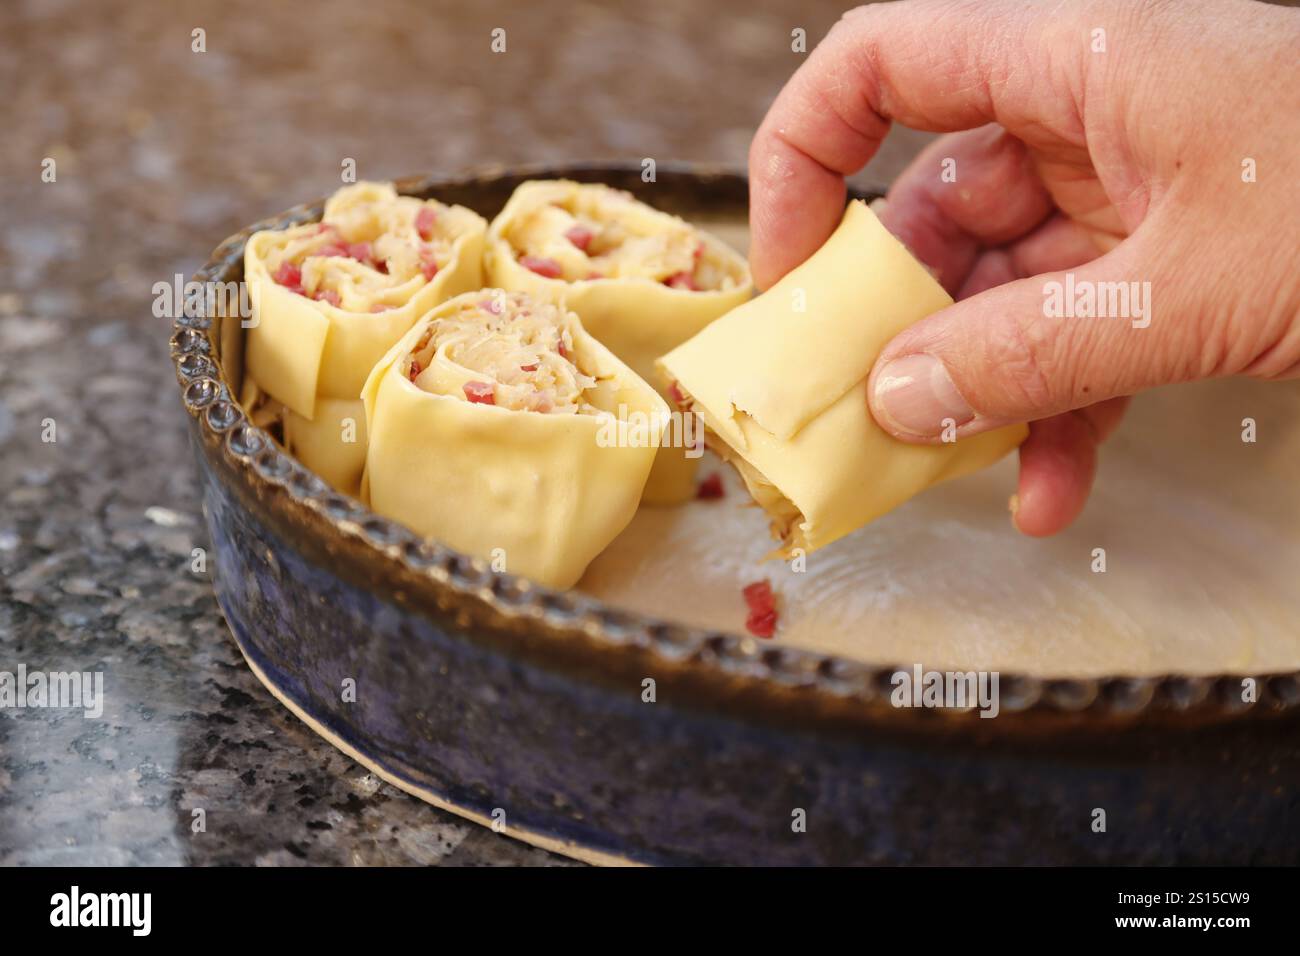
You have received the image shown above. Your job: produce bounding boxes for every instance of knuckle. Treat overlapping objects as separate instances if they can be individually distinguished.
[980,311,1068,416]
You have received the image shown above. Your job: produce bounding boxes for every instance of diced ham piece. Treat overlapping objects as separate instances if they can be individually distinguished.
[564,224,594,252]
[520,255,564,279]
[742,580,778,638]
[463,381,496,405]
[313,289,341,307]
[370,304,391,313]
[743,580,772,607]
[420,251,439,281]
[272,261,304,294]
[415,206,437,241]
[746,608,778,639]
[665,271,699,291]
[557,338,569,359]
[315,240,382,271]
[667,381,687,406]
[408,359,422,382]
[696,473,725,500]
[479,296,503,314]
[520,363,539,372]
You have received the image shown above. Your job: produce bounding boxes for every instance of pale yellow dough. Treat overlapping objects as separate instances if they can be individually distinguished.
[236,379,368,497]
[242,182,486,494]
[238,375,283,431]
[485,180,753,503]
[282,399,368,498]
[361,290,669,589]
[658,200,1028,556]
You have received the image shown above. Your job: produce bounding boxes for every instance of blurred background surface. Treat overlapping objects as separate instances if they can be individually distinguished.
[0,0,931,324]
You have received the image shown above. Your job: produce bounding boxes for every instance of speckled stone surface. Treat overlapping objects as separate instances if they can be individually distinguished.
[0,0,931,865]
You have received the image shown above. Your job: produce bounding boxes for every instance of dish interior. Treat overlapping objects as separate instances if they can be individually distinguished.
[225,194,1300,680]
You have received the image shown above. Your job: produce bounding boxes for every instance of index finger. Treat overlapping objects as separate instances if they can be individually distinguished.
[747,0,1089,289]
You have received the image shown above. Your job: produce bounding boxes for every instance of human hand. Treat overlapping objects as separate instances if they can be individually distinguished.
[748,0,1300,535]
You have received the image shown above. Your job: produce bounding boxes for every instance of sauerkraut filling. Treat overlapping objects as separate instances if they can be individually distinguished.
[264,187,479,312]
[667,380,806,551]
[503,185,743,291]
[406,292,610,415]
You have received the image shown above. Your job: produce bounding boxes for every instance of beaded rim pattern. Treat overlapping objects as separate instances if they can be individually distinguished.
[170,162,1300,723]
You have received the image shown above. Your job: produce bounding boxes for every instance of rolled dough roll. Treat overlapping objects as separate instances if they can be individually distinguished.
[485,180,752,503]
[658,200,1028,557]
[362,290,668,588]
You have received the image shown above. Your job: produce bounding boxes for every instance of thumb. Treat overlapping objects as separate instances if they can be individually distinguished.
[867,241,1193,440]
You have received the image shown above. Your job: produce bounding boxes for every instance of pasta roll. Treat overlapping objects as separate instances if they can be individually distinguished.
[658,200,1028,557]
[242,182,486,494]
[362,290,668,588]
[485,180,752,503]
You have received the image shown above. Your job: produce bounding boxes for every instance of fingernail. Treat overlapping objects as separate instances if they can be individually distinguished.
[873,353,974,437]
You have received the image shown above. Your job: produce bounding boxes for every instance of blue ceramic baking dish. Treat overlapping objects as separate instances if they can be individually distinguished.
[172,163,1300,865]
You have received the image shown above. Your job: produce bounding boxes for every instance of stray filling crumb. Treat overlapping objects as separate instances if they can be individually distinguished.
[406,293,607,415]
[695,473,725,500]
[266,194,476,310]
[742,580,779,638]
[505,187,741,291]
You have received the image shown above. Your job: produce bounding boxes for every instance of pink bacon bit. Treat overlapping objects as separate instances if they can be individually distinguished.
[408,359,422,382]
[313,289,341,307]
[667,381,688,407]
[370,304,392,313]
[520,362,539,372]
[665,271,699,292]
[312,239,385,271]
[696,473,725,500]
[463,381,496,405]
[519,255,563,279]
[420,249,440,281]
[564,224,594,252]
[415,206,438,241]
[479,296,503,314]
[272,261,304,294]
[742,580,778,638]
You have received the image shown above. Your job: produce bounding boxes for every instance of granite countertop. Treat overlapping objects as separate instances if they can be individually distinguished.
[0,0,929,865]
